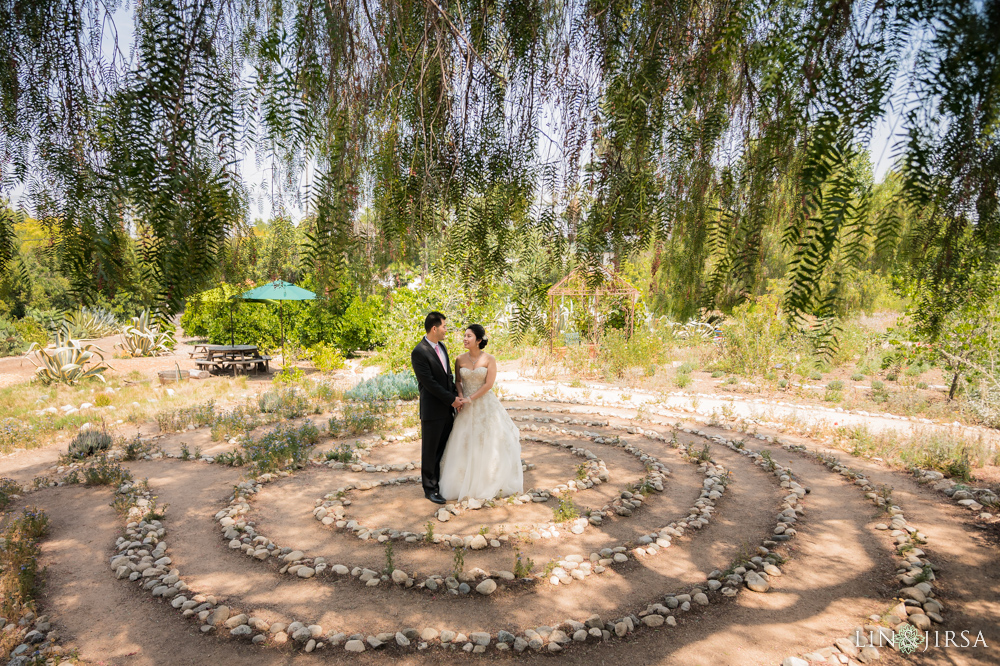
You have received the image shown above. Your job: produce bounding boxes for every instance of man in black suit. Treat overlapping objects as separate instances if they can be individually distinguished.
[411,311,466,504]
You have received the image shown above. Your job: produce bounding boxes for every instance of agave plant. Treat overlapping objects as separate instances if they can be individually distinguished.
[63,306,120,339]
[25,332,112,385]
[115,310,175,358]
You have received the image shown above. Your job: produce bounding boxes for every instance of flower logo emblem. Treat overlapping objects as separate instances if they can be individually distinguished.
[895,624,925,655]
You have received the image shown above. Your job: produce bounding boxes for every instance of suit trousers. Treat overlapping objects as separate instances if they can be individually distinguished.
[420,416,454,494]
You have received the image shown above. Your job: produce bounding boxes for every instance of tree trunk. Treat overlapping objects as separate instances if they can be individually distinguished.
[949,371,961,400]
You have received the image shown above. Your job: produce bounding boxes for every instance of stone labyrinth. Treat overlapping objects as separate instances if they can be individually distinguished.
[7,392,993,665]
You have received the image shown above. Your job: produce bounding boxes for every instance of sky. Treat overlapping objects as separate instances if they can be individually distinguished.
[7,6,908,225]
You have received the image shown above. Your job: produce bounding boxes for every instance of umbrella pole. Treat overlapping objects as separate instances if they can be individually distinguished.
[280,301,285,372]
[230,302,234,347]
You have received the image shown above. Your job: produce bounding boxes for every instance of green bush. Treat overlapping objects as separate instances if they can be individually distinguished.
[850,372,864,381]
[0,477,22,511]
[241,422,321,474]
[0,418,35,453]
[329,403,389,435]
[674,372,692,388]
[826,380,844,391]
[309,342,346,371]
[720,295,789,378]
[156,401,216,432]
[258,386,314,418]
[711,370,724,378]
[67,429,113,459]
[345,372,419,402]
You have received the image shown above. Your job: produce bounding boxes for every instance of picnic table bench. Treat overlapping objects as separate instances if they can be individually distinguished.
[191,344,271,376]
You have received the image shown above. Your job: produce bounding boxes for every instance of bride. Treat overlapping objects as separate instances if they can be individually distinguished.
[438,324,523,501]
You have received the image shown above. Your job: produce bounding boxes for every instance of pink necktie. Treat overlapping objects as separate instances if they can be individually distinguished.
[435,344,447,372]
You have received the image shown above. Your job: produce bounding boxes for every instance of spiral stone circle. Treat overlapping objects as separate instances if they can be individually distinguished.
[2,387,994,665]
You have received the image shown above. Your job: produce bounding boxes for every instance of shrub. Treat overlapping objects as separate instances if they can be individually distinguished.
[678,361,698,374]
[241,422,321,474]
[0,478,22,511]
[329,403,389,435]
[67,429,113,459]
[0,418,35,453]
[210,401,262,440]
[94,393,113,407]
[553,492,580,522]
[13,317,48,350]
[826,380,844,391]
[324,442,355,463]
[711,370,724,378]
[720,295,789,378]
[121,435,154,461]
[850,373,864,381]
[258,386,314,418]
[0,507,49,620]
[156,401,216,432]
[82,456,133,486]
[674,372,692,389]
[809,371,823,381]
[345,372,419,402]
[310,342,346,371]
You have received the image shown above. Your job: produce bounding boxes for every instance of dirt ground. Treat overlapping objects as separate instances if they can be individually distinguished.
[2,369,998,664]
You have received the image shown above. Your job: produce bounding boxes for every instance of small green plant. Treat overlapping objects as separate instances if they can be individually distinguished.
[324,443,355,463]
[569,378,584,388]
[542,559,558,577]
[876,484,894,511]
[328,403,389,435]
[870,380,889,403]
[0,477,22,511]
[453,546,466,577]
[424,521,435,543]
[913,564,933,584]
[383,540,395,575]
[809,370,823,381]
[916,381,928,389]
[698,443,711,462]
[67,429,113,460]
[827,380,844,391]
[156,400,216,432]
[309,342,346,371]
[552,491,579,523]
[179,443,191,460]
[122,435,153,461]
[575,463,589,481]
[674,372,692,388]
[850,373,864,381]
[513,548,535,578]
[94,393,113,407]
[478,525,489,536]
[258,386,313,418]
[824,389,842,402]
[760,450,776,471]
[82,456,133,486]
[345,371,419,402]
[777,378,788,389]
[711,370,724,378]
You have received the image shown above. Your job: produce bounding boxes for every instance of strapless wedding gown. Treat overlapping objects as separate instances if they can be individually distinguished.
[439,367,523,501]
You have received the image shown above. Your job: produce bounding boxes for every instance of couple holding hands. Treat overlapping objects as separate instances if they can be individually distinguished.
[410,312,523,505]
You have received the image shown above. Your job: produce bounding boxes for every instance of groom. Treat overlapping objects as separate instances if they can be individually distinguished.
[411,312,466,505]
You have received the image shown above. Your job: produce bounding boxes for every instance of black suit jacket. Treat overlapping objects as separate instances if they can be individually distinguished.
[411,337,458,421]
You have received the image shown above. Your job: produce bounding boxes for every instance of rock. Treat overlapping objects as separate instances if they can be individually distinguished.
[345,639,365,652]
[209,605,230,626]
[642,615,664,627]
[230,625,253,637]
[440,630,457,643]
[693,592,709,606]
[283,550,304,562]
[224,614,248,628]
[909,613,932,631]
[834,637,859,658]
[420,628,440,641]
[391,569,408,584]
[469,534,488,550]
[395,632,410,646]
[782,658,809,666]
[476,579,497,595]
[745,571,769,593]
[470,632,490,646]
[900,587,927,603]
[297,566,316,579]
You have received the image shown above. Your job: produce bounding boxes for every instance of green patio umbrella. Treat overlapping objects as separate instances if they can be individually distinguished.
[240,280,317,367]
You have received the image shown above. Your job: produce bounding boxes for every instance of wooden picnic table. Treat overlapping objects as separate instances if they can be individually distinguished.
[192,344,271,375]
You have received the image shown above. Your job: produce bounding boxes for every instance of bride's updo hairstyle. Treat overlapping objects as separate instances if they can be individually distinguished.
[467,324,488,350]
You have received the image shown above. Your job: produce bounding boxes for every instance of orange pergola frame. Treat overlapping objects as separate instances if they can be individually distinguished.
[547,266,641,350]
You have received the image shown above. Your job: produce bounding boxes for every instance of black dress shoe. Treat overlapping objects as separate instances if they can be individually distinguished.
[426,492,447,505]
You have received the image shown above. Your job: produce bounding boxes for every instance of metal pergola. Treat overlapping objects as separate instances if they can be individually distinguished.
[547,267,641,350]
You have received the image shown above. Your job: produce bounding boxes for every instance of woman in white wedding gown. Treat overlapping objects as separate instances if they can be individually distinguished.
[438,324,523,501]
